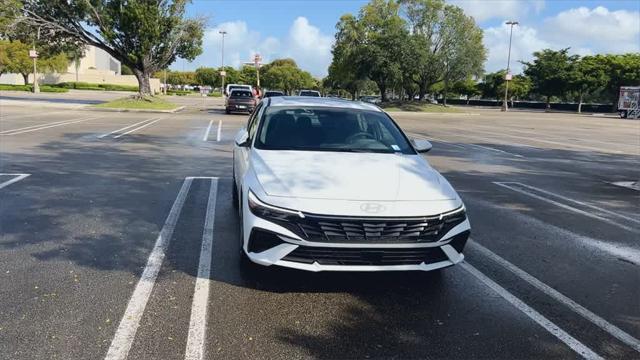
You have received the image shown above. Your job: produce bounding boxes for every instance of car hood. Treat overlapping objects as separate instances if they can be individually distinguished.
[251,150,458,201]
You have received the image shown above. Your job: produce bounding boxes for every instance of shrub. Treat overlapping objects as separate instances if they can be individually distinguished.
[167,90,189,96]
[207,91,222,97]
[40,86,69,93]
[0,84,31,91]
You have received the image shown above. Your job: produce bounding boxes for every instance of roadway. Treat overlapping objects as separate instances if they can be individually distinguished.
[0,97,638,359]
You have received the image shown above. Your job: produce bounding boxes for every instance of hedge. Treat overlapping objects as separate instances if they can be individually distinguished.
[167,90,190,96]
[0,84,68,93]
[442,98,615,113]
[55,82,139,92]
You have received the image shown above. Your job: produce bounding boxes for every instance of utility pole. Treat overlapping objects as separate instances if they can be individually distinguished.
[502,20,518,111]
[219,30,227,95]
[163,69,167,95]
[244,54,263,91]
[30,27,41,93]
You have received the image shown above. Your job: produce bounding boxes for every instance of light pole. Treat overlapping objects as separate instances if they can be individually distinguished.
[502,20,518,111]
[219,30,227,95]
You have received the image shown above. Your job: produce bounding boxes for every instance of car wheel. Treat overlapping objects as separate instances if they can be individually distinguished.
[225,108,230,114]
[620,110,628,119]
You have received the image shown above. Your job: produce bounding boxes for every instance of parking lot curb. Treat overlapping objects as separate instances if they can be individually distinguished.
[84,106,186,114]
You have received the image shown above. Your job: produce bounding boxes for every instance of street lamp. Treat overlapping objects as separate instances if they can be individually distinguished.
[219,30,227,95]
[502,20,518,112]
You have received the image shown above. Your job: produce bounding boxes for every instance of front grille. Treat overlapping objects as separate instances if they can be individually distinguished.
[273,208,466,244]
[282,246,450,266]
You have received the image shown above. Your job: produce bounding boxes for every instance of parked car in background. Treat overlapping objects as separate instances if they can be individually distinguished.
[232,96,470,272]
[298,90,321,97]
[263,90,285,98]
[226,89,256,114]
[359,95,381,104]
[225,84,253,97]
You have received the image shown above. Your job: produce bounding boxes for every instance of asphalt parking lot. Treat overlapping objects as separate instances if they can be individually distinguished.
[0,97,638,360]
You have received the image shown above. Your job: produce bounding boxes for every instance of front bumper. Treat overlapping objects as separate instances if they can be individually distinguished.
[242,199,471,272]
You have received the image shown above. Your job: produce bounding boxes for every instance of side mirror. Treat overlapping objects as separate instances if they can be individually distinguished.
[412,138,432,153]
[235,129,250,147]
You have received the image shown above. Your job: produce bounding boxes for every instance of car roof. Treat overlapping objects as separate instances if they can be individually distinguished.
[267,96,382,112]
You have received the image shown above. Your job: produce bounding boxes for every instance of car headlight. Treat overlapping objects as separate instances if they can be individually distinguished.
[247,190,305,221]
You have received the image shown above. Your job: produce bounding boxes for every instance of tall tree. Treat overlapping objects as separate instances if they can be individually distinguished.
[358,0,407,101]
[568,55,608,113]
[261,60,315,94]
[595,53,640,109]
[521,48,578,110]
[327,15,366,100]
[195,67,220,87]
[452,78,480,104]
[19,0,204,96]
[400,0,486,100]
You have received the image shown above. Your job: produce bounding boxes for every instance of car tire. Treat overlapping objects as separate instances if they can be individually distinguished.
[225,108,230,114]
[620,110,628,119]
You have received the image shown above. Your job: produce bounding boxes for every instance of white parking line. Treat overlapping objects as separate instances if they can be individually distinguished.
[0,173,30,190]
[216,120,222,142]
[0,110,64,121]
[203,120,213,141]
[185,177,218,360]
[501,182,640,224]
[1,116,100,135]
[468,129,622,154]
[471,241,640,353]
[461,262,603,360]
[464,143,524,158]
[105,178,193,360]
[0,119,75,134]
[113,118,161,139]
[408,133,466,149]
[98,118,156,139]
[494,182,639,233]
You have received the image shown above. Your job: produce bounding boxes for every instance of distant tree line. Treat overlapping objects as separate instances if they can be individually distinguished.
[155,58,319,94]
[470,51,640,111]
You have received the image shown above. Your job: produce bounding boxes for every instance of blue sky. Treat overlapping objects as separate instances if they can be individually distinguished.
[174,0,640,76]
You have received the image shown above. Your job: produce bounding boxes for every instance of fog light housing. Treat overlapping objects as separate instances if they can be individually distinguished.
[248,229,285,253]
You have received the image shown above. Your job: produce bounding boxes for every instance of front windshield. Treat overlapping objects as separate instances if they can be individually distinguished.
[254,107,415,154]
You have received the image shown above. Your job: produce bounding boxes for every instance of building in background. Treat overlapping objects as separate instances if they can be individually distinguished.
[68,45,121,76]
[0,45,160,92]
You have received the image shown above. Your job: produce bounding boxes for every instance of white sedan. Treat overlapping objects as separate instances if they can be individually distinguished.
[233,96,470,272]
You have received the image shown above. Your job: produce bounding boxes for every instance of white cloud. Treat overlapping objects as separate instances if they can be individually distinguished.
[178,17,333,77]
[483,23,550,73]
[450,0,545,23]
[200,21,281,69]
[541,6,640,53]
[482,5,640,74]
[283,17,334,77]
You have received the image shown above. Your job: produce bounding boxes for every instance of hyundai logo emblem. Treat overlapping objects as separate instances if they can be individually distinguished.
[360,203,387,213]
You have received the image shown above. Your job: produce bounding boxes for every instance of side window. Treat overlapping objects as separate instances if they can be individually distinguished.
[246,103,261,131]
[248,103,265,142]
